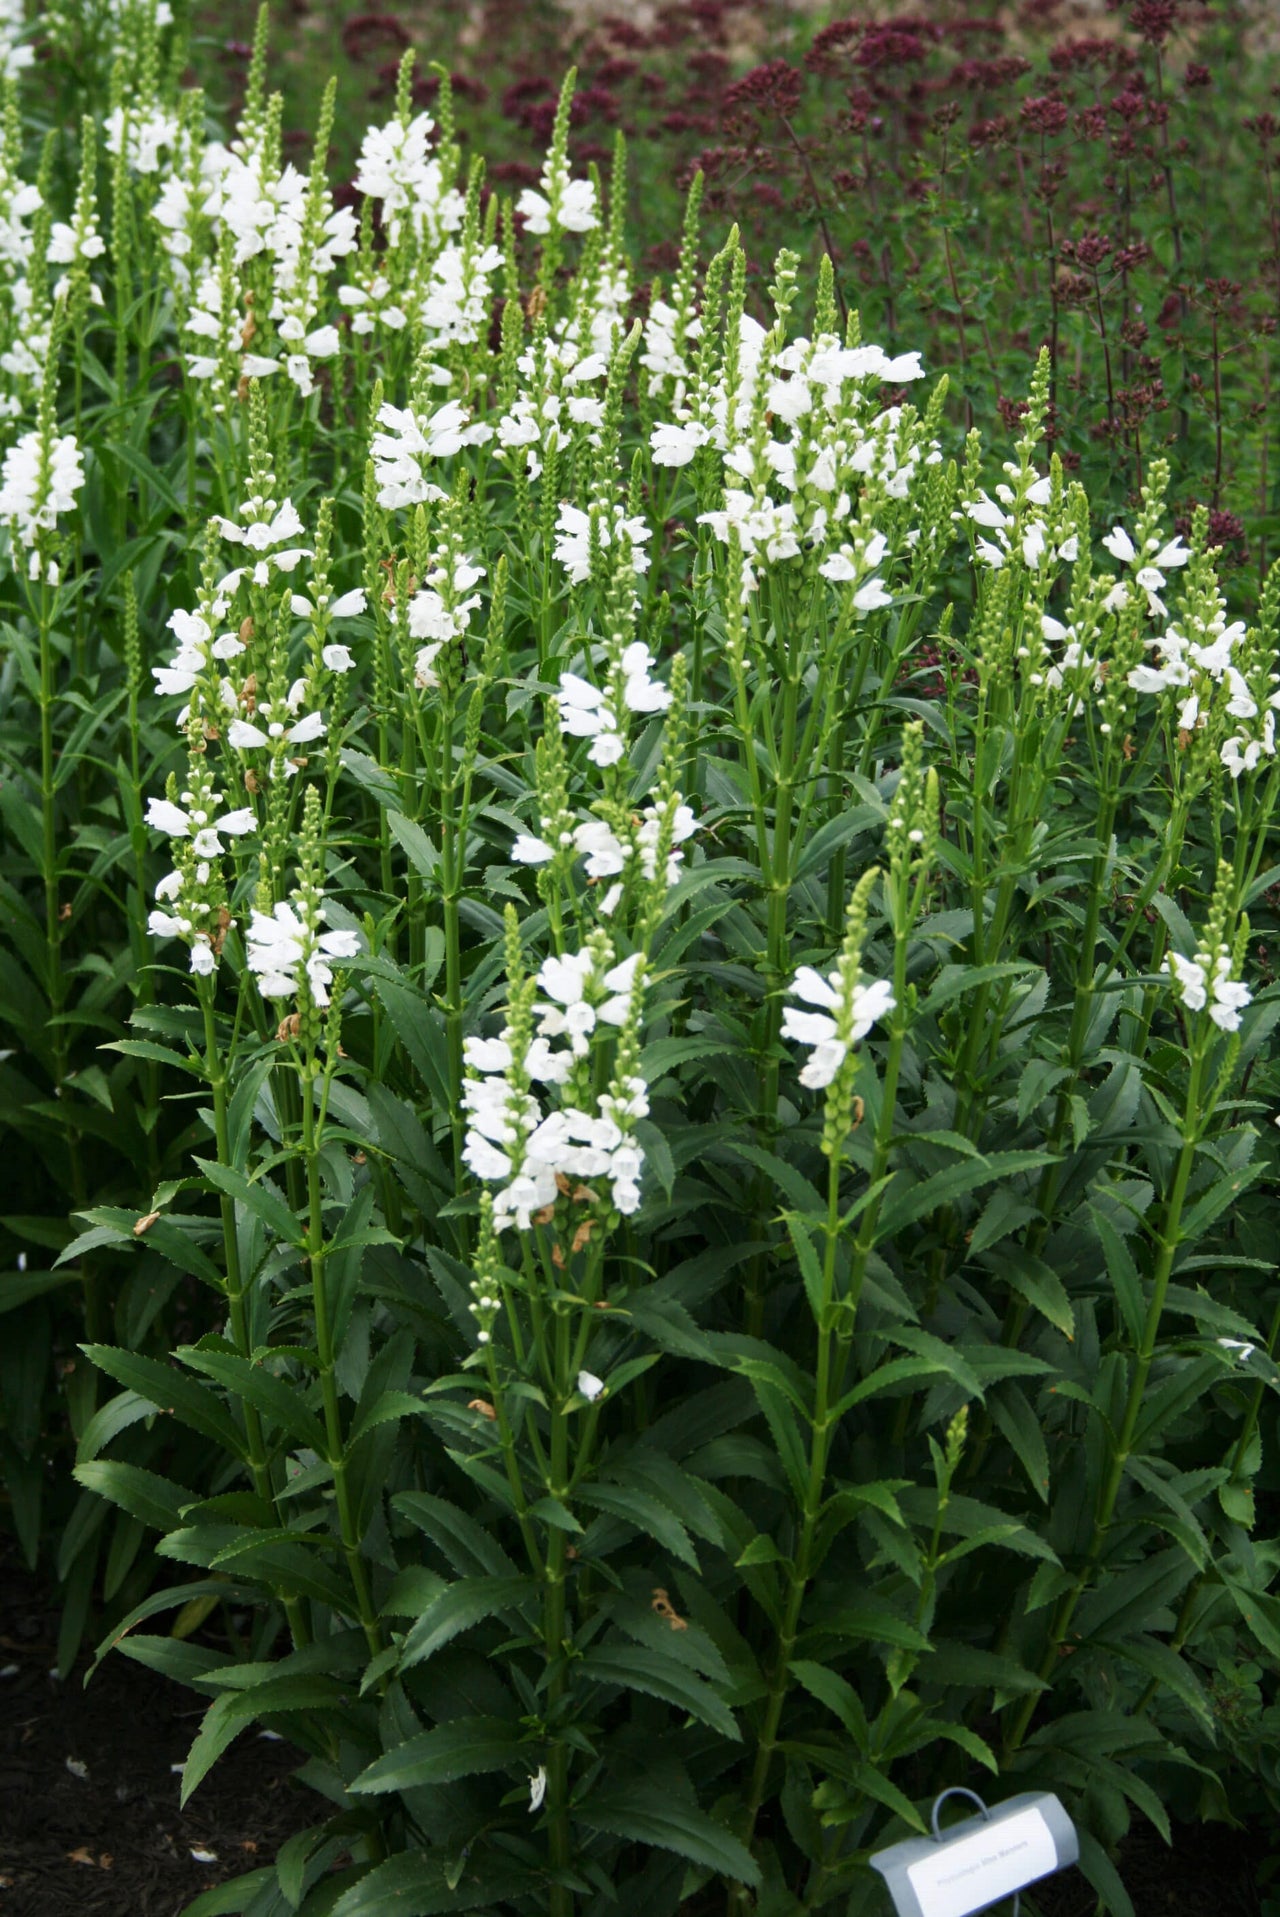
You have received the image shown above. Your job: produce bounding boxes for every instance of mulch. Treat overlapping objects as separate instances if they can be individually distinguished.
[0,1544,1271,1916]
[0,1547,319,1917]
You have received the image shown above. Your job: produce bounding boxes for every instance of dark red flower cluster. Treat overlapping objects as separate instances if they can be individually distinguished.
[721,60,803,131]
[341,13,409,63]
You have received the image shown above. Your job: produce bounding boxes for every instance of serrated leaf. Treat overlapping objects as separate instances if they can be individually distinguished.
[399,1576,536,1672]
[195,1158,304,1247]
[350,1715,518,1794]
[579,1784,761,1886]
[82,1346,247,1459]
[73,1460,193,1533]
[581,1642,740,1740]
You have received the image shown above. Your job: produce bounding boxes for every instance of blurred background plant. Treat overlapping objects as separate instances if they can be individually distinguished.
[191,0,1280,578]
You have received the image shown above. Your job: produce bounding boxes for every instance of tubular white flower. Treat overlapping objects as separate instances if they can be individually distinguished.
[553,503,651,585]
[1163,944,1251,1032]
[782,964,896,1091]
[145,793,256,856]
[371,400,492,510]
[246,901,361,1007]
[0,429,84,549]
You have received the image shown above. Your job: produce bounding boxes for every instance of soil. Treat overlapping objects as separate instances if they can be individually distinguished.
[0,1545,1272,1917]
[0,1547,320,1917]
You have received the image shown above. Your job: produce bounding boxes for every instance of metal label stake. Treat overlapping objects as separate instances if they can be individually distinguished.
[869,1787,1079,1917]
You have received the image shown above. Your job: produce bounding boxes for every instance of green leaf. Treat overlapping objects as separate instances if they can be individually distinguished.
[82,1346,248,1459]
[980,1248,1074,1340]
[328,1852,532,1916]
[180,1692,249,1804]
[181,1675,346,1805]
[73,1460,194,1533]
[1224,1579,1280,1662]
[114,1635,233,1693]
[195,1159,304,1247]
[581,1643,741,1740]
[1092,1203,1146,1348]
[579,1784,761,1887]
[387,809,439,880]
[392,1491,520,1578]
[789,1659,869,1751]
[578,1480,700,1568]
[1075,1828,1135,1917]
[875,1151,1057,1241]
[399,1577,536,1672]
[182,1868,278,1914]
[988,1382,1051,1502]
[350,1716,519,1794]
[178,1346,328,1455]
[0,1267,78,1314]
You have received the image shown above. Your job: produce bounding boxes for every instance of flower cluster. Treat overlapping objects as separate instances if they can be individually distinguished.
[783,963,896,1090]
[1163,946,1251,1033]
[556,641,670,767]
[659,310,935,598]
[145,719,250,979]
[351,108,462,251]
[246,898,360,1008]
[463,941,649,1232]
[513,798,697,917]
[0,426,84,569]
[371,399,492,510]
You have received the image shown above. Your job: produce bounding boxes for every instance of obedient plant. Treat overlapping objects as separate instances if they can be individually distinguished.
[4,8,1280,1915]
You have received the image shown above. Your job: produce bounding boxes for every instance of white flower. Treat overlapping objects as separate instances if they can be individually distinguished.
[518,171,597,237]
[1163,945,1250,1031]
[0,430,85,548]
[145,795,255,855]
[1103,526,1136,566]
[246,901,361,1007]
[354,112,463,247]
[529,1766,548,1813]
[1163,950,1208,1012]
[577,1369,605,1401]
[782,964,896,1091]
[553,502,651,584]
[371,400,492,509]
[650,419,710,468]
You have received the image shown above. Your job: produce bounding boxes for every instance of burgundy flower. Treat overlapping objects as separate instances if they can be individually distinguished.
[341,12,410,63]
[1130,0,1178,49]
[805,18,864,77]
[722,60,804,130]
[597,18,648,51]
[969,114,1012,149]
[1156,291,1183,331]
[1050,36,1121,73]
[856,24,930,72]
[1175,505,1248,564]
[1021,95,1070,135]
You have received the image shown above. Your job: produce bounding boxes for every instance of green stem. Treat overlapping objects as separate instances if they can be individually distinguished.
[1004,1042,1208,1756]
[732,906,912,1902]
[301,1061,383,1660]
[198,982,310,1649]
[544,1299,574,1917]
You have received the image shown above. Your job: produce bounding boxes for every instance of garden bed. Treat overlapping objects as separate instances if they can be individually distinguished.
[0,1549,319,1917]
[0,1552,1269,1917]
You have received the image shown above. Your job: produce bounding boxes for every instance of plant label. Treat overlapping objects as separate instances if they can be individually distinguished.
[870,1792,1078,1917]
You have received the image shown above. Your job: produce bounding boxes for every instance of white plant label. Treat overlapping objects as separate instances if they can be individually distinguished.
[905,1807,1057,1917]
